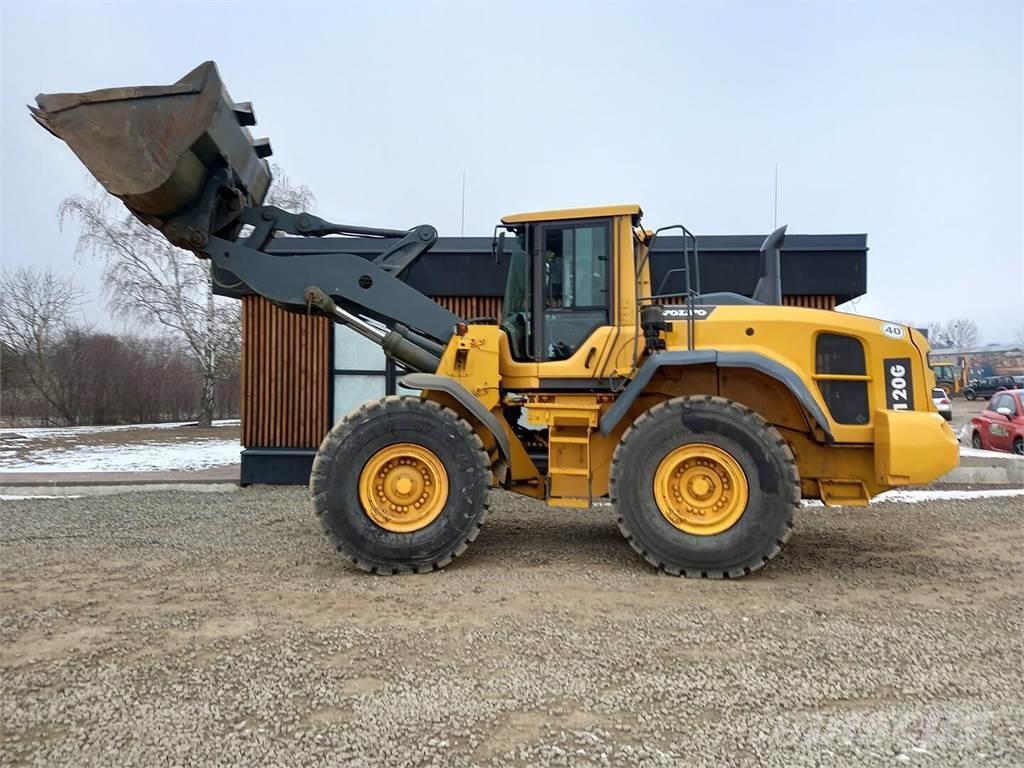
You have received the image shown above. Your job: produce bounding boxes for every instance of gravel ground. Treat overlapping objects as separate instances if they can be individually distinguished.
[1,488,1022,767]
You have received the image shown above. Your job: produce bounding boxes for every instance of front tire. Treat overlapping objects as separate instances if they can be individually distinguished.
[972,431,984,450]
[610,396,799,578]
[965,389,977,401]
[310,397,490,574]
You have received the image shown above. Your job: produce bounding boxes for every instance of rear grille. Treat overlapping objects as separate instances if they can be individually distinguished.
[816,334,869,425]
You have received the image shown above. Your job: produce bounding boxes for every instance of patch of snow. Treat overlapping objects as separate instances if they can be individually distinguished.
[0,439,240,473]
[802,488,1024,506]
[0,419,239,439]
[0,495,84,500]
[959,446,1024,460]
[878,488,1024,503]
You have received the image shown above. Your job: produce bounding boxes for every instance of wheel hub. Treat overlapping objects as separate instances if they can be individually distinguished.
[358,444,449,532]
[654,443,749,535]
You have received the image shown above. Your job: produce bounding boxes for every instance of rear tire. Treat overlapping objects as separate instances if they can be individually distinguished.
[310,397,490,574]
[610,396,799,578]
[1014,438,1023,456]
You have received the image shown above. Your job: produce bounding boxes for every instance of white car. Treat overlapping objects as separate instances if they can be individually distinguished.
[932,387,952,421]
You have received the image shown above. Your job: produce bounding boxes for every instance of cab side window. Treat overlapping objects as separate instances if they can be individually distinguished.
[541,221,610,360]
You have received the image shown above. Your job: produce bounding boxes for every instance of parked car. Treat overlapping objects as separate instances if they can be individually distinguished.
[931,387,952,421]
[963,376,1017,401]
[969,390,1024,455]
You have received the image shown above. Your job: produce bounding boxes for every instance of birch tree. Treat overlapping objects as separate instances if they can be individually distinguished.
[59,165,316,426]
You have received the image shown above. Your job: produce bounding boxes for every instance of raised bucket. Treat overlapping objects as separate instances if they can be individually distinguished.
[31,61,272,228]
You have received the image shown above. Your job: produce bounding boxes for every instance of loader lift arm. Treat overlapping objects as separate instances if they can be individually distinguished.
[157,164,460,351]
[198,193,461,349]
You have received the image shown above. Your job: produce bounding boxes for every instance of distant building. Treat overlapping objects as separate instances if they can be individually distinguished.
[929,344,1024,380]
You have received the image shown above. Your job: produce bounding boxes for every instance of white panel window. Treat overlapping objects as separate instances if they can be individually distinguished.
[333,323,386,370]
[333,375,386,422]
[332,324,388,423]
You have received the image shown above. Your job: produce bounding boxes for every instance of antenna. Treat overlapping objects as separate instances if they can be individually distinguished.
[460,171,466,236]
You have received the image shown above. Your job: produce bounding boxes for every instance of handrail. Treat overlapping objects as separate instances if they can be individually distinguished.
[635,224,701,352]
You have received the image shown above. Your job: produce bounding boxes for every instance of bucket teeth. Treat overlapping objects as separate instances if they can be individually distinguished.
[253,137,273,159]
[232,101,256,126]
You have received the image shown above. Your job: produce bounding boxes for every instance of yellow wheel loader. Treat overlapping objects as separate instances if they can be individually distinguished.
[31,62,960,577]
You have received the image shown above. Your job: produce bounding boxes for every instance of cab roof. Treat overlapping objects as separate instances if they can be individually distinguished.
[501,203,642,225]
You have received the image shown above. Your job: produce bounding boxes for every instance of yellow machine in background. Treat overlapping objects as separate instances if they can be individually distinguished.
[930,358,966,396]
[32,64,960,579]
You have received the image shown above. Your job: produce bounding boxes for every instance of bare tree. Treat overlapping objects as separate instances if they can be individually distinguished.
[923,321,945,345]
[263,165,316,214]
[0,267,87,425]
[59,164,316,426]
[929,318,982,350]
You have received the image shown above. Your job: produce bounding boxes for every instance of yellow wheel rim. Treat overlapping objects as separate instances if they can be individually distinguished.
[653,443,749,535]
[358,443,449,533]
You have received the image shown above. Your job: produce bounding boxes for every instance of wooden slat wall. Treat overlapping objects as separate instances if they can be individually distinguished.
[430,296,831,317]
[432,295,503,320]
[240,292,837,449]
[783,295,837,310]
[241,296,330,448]
[662,294,837,311]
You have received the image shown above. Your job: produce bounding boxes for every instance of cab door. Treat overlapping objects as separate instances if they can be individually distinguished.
[531,218,614,376]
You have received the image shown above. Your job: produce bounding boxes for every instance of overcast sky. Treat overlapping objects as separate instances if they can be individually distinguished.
[1,0,1021,341]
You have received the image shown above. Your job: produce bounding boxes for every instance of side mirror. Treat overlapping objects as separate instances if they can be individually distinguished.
[996,406,1013,418]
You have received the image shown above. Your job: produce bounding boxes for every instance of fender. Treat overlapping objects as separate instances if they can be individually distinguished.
[599,350,835,442]
[399,373,511,462]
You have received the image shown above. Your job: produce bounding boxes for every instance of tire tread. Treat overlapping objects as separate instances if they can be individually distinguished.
[609,395,799,578]
[309,396,490,575]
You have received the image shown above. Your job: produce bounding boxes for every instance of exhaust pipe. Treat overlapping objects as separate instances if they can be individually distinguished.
[30,61,271,241]
[752,225,787,305]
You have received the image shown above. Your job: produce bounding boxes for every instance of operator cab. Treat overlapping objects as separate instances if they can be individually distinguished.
[494,205,641,363]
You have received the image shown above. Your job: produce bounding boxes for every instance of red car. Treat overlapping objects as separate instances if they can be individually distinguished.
[970,389,1024,455]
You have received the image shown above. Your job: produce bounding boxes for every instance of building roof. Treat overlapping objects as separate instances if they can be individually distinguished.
[930,344,1024,356]
[214,232,868,304]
